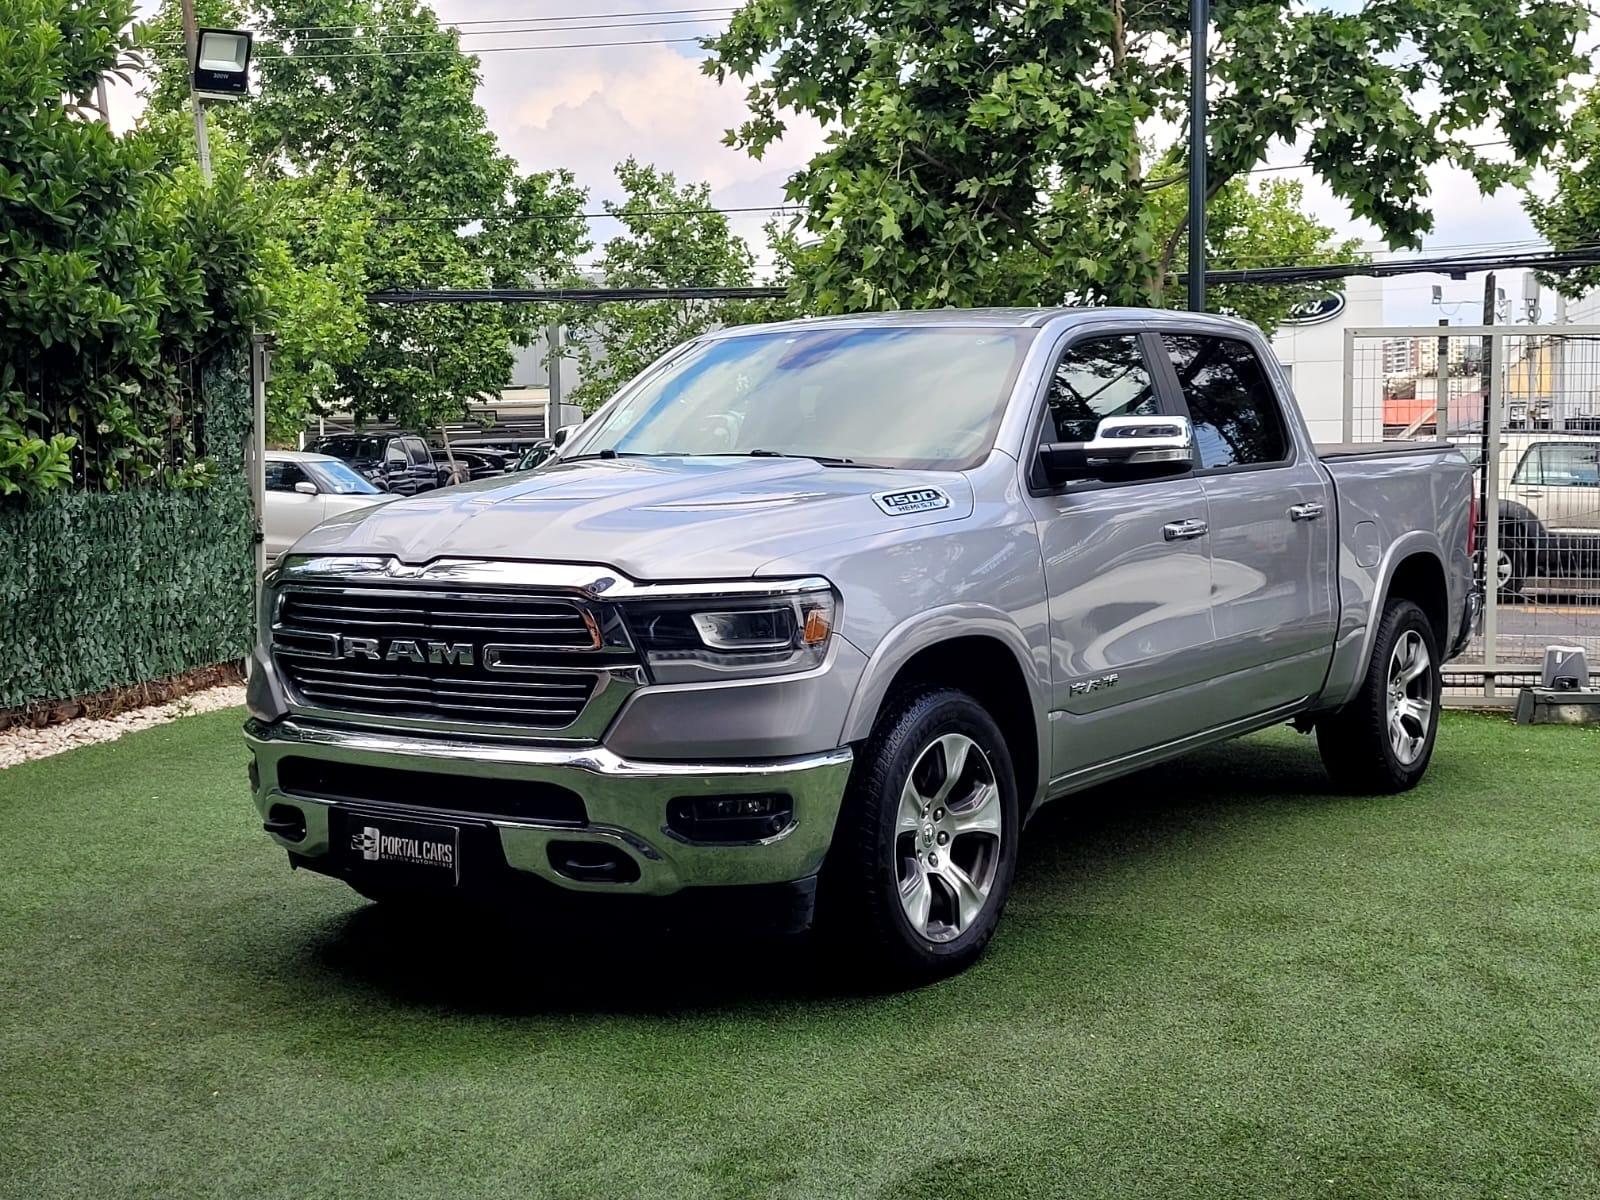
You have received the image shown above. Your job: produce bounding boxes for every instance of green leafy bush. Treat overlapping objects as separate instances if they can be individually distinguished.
[0,0,267,495]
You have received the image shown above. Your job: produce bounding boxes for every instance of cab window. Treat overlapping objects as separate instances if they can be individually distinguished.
[1161,335,1289,470]
[1513,442,1600,487]
[1041,335,1159,444]
[264,462,310,492]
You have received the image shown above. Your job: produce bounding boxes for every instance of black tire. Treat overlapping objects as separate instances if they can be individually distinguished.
[1316,598,1442,794]
[820,687,1020,983]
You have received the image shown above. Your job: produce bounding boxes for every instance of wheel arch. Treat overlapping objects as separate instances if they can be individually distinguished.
[1386,550,1450,654]
[1322,531,1453,710]
[841,609,1049,816]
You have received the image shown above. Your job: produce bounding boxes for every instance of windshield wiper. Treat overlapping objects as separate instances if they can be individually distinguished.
[737,449,857,466]
[560,449,666,462]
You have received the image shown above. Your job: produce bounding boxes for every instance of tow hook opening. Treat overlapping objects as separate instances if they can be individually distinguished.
[547,841,641,884]
[263,803,307,843]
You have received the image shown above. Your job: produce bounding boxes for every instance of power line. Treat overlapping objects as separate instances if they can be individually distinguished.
[222,6,738,35]
[370,285,786,304]
[367,246,1600,301]
[256,34,712,61]
[154,13,734,48]
[1185,245,1600,287]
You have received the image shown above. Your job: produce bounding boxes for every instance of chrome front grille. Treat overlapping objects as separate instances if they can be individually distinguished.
[271,583,627,732]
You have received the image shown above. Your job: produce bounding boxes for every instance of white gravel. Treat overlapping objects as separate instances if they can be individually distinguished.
[0,684,246,770]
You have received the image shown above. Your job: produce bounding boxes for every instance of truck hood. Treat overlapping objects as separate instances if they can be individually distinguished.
[289,455,974,579]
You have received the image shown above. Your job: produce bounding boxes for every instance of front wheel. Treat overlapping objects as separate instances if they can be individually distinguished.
[1316,598,1442,793]
[822,688,1020,983]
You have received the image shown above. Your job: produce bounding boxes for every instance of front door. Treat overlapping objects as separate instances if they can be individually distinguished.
[1023,332,1219,781]
[263,461,327,563]
[1156,333,1337,712]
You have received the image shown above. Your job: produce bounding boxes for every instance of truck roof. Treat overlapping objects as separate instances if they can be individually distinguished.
[702,305,1264,339]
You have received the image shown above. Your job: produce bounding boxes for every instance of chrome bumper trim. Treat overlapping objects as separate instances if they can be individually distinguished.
[244,719,853,896]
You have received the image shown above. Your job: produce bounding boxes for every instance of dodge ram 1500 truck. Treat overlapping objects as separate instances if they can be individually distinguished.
[245,308,1480,980]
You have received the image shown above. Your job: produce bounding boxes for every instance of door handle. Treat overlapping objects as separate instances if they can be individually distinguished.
[1289,502,1325,522]
[1163,518,1209,541]
[1520,490,1543,498]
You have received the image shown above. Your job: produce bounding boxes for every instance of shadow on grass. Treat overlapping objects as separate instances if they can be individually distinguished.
[284,729,1342,1017]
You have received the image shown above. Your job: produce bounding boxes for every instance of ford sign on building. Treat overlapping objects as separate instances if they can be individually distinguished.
[1269,277,1382,443]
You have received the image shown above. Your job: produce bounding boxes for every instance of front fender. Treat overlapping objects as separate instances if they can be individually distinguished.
[839,604,1051,811]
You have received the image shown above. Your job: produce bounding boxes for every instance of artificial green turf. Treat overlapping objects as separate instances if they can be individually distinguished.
[2,710,1598,1199]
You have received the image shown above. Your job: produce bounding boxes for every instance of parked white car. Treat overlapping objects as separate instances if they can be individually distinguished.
[264,451,396,564]
[1456,433,1600,594]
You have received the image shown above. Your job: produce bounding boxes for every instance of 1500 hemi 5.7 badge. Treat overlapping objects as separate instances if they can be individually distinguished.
[873,487,952,516]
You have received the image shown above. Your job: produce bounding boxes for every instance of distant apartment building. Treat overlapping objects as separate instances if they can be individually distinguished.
[1382,334,1467,379]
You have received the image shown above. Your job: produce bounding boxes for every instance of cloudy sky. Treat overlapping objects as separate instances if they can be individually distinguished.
[115,0,1568,322]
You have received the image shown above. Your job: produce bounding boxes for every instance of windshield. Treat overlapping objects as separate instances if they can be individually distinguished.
[317,436,382,461]
[566,326,1037,470]
[305,459,381,495]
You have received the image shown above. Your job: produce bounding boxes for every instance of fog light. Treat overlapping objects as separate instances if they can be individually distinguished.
[666,794,794,843]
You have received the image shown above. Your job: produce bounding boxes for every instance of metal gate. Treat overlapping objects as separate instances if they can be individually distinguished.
[1342,323,1600,703]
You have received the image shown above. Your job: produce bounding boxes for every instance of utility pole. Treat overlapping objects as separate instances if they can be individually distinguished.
[1434,318,1450,438]
[1477,273,1496,578]
[180,0,213,182]
[1186,0,1209,312]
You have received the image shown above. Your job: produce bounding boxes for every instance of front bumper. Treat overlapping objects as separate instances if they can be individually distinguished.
[244,718,853,898]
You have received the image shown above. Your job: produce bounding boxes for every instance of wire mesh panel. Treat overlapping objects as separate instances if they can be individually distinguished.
[1344,324,1600,701]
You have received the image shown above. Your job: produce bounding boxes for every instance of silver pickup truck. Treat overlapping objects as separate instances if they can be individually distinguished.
[245,308,1479,981]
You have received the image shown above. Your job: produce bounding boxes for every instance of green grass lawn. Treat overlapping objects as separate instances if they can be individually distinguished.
[3,710,1599,1199]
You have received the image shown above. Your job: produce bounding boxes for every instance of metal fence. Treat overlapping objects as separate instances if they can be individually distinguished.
[1343,324,1600,703]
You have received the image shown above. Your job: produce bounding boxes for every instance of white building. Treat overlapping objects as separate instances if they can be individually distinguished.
[1268,276,1384,443]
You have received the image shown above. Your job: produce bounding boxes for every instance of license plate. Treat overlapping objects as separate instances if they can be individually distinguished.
[342,812,460,885]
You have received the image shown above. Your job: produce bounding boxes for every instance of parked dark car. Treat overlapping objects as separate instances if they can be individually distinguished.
[432,446,515,486]
[311,434,438,496]
[511,440,556,471]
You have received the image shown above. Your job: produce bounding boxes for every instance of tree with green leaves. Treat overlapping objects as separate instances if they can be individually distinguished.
[566,160,795,411]
[1,0,268,496]
[1528,84,1600,296]
[708,0,1587,320]
[1149,175,1364,331]
[144,0,590,434]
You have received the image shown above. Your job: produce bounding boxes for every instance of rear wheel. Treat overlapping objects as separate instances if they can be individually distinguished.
[1316,598,1441,793]
[822,688,1019,983]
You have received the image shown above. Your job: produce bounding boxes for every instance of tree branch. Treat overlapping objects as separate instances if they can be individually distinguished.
[903,142,1055,260]
[1155,172,1230,292]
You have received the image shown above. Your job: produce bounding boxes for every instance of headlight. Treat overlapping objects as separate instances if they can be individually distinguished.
[623,583,836,682]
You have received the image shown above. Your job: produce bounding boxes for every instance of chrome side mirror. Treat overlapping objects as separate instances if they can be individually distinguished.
[292,480,318,495]
[1039,415,1194,485]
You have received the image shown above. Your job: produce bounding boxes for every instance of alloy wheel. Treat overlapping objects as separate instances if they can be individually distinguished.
[1386,629,1434,766]
[894,733,1004,943]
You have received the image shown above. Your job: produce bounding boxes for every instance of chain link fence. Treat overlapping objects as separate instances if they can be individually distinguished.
[1344,324,1600,702]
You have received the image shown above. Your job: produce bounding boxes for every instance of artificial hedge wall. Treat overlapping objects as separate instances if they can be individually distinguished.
[0,353,255,710]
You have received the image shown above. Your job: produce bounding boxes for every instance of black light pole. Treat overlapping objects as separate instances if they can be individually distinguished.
[1187,0,1208,312]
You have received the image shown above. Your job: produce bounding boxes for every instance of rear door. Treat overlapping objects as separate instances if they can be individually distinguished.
[381,439,414,494]
[1156,333,1337,713]
[1023,330,1219,779]
[405,437,437,490]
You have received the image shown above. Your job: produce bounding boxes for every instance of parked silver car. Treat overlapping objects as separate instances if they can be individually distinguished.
[262,451,395,564]
[246,309,1477,981]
